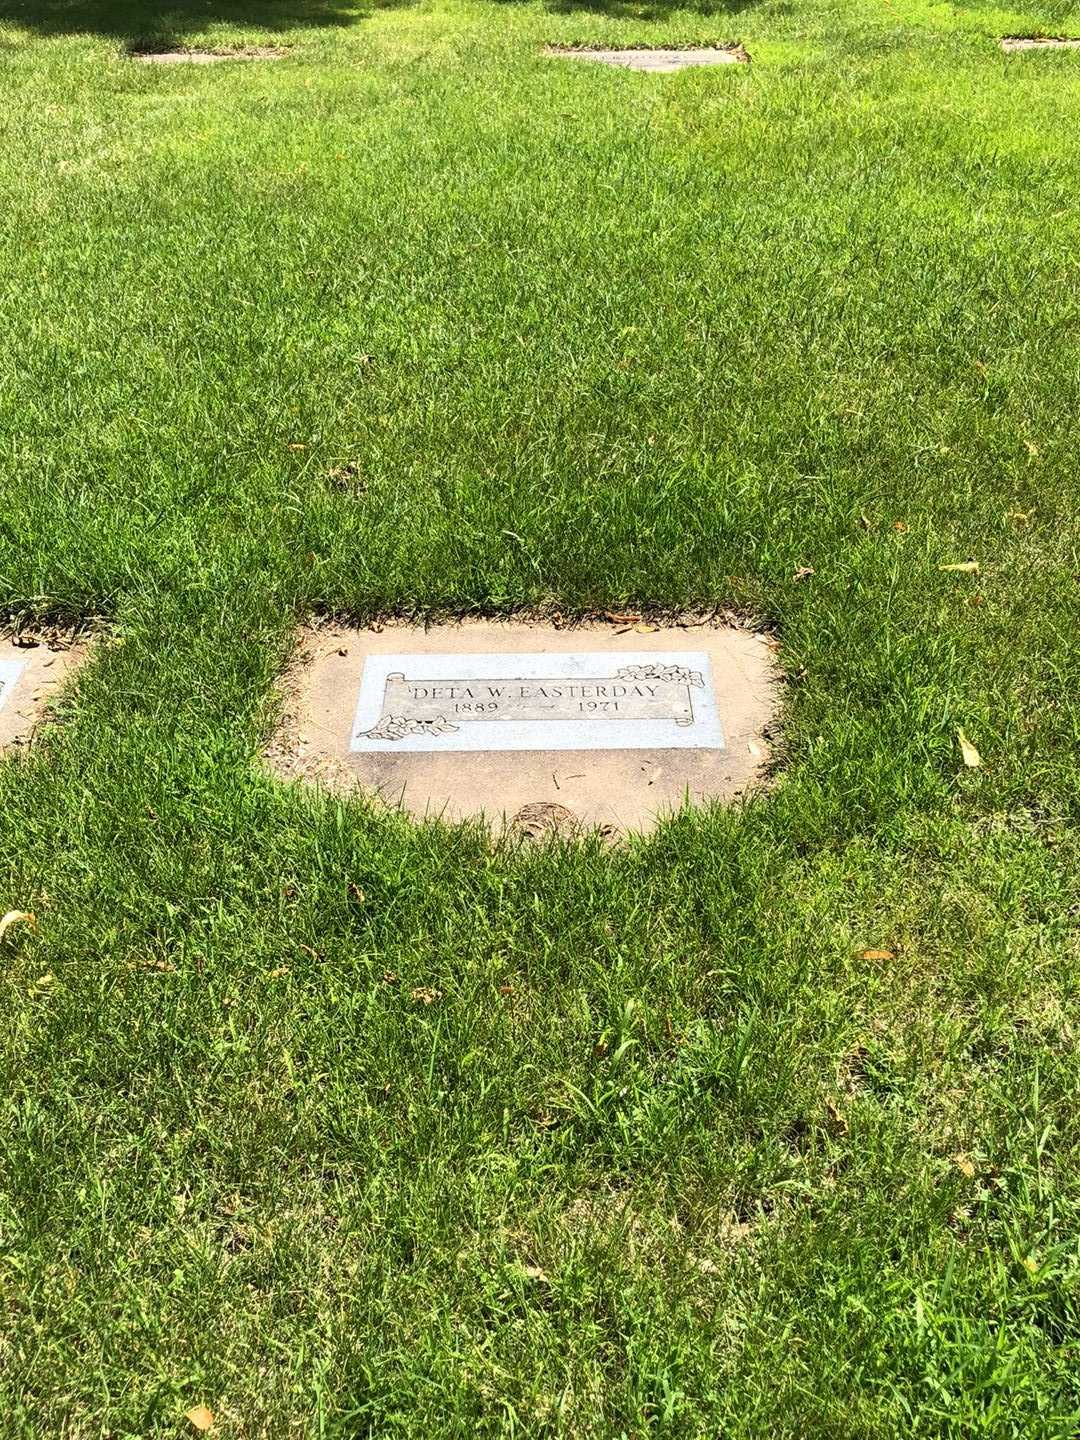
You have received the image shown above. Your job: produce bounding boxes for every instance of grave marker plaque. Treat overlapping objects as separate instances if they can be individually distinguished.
[350,651,724,752]
[0,658,25,713]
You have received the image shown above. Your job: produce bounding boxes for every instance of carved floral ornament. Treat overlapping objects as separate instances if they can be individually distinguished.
[614,663,704,688]
[363,714,461,741]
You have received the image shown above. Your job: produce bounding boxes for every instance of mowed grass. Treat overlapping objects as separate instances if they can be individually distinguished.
[2,0,1080,1432]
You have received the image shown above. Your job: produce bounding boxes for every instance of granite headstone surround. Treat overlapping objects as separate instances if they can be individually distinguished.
[270,621,778,833]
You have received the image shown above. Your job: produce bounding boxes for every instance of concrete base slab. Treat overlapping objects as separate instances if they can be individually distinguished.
[0,635,87,753]
[267,620,779,835]
[1000,35,1080,51]
[543,45,749,73]
[129,47,289,64]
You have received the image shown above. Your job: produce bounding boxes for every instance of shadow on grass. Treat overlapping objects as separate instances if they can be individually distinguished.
[510,0,764,22]
[0,0,386,43]
[1,0,764,36]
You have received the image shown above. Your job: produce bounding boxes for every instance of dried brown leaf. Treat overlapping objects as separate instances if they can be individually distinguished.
[957,727,982,768]
[0,910,36,942]
[824,1097,849,1134]
[859,948,895,962]
[185,1405,215,1433]
[690,1253,722,1275]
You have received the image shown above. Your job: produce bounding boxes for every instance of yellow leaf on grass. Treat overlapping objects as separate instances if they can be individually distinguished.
[953,1155,976,1179]
[940,561,979,573]
[957,728,982,768]
[859,949,895,962]
[0,910,36,942]
[185,1405,214,1433]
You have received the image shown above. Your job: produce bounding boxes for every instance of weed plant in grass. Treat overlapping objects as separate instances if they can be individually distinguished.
[1,0,1080,1433]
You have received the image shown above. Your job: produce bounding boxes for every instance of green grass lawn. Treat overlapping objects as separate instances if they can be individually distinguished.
[2,0,1080,1431]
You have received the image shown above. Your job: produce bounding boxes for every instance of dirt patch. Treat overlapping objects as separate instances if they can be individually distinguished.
[1000,35,1080,52]
[509,801,581,841]
[543,44,749,72]
[0,632,89,753]
[561,1189,758,1272]
[128,46,290,64]
[325,462,367,498]
[264,616,780,836]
